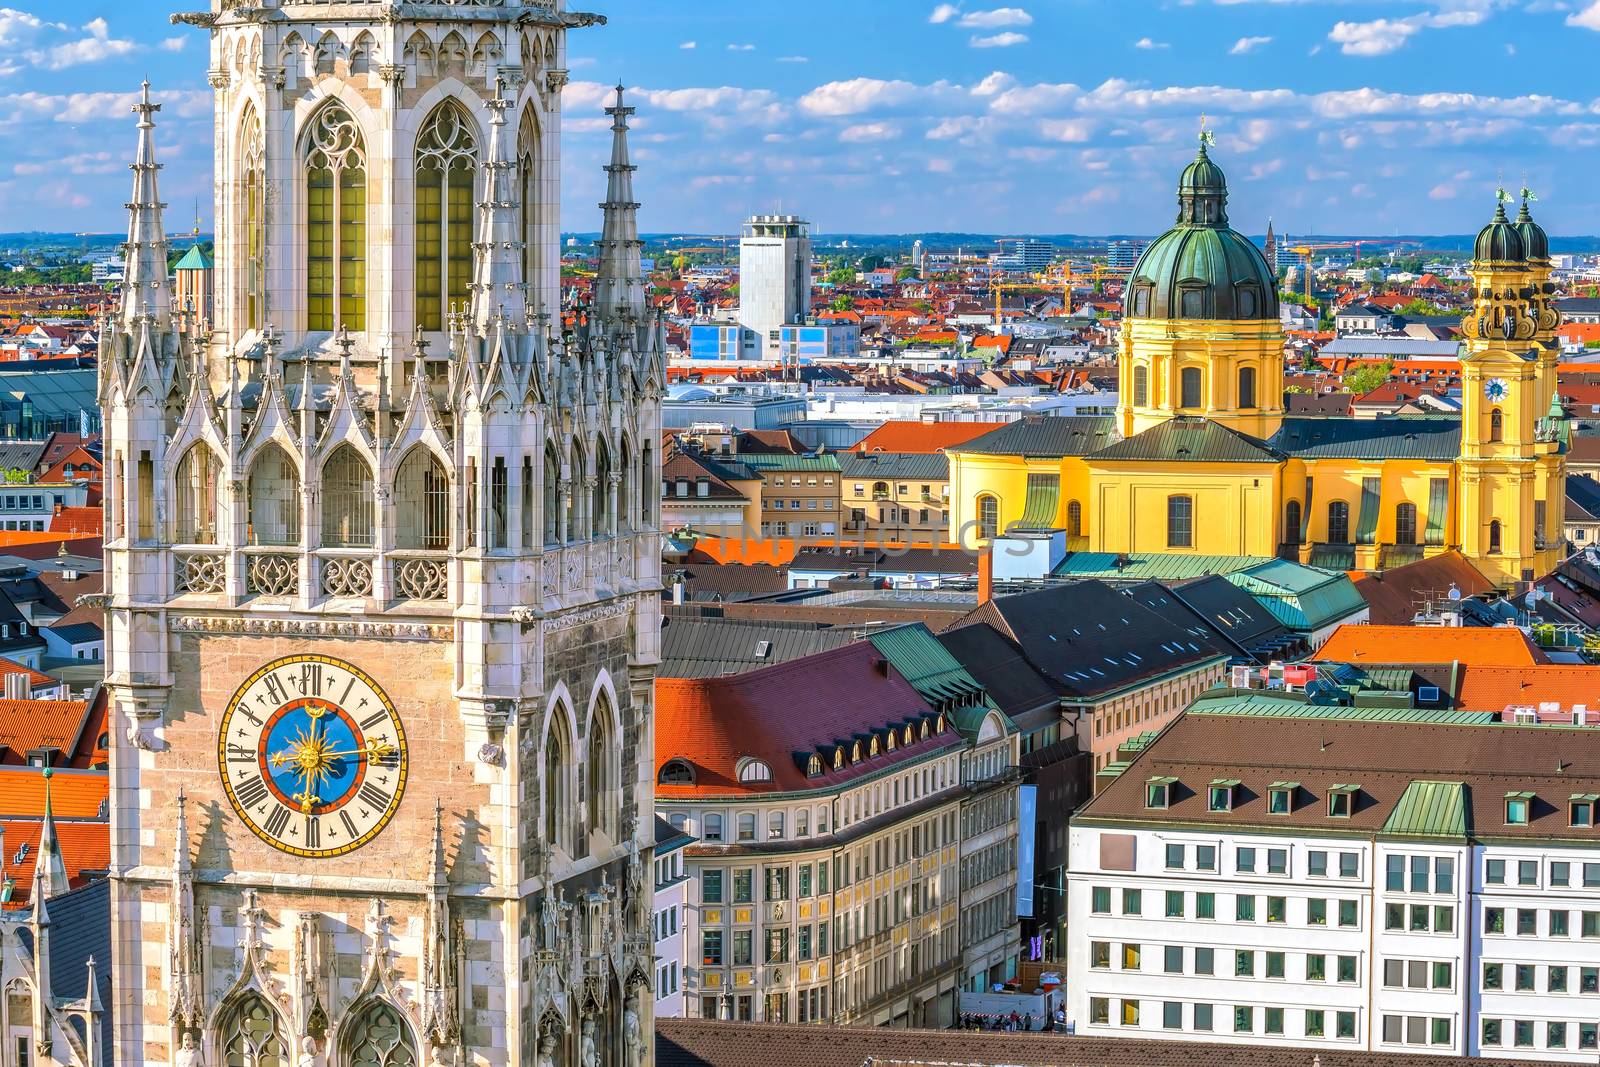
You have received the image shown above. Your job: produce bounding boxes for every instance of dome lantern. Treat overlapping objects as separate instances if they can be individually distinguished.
[1474,190,1527,266]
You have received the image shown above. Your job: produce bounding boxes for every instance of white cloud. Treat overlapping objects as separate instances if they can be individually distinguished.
[1134,37,1169,49]
[679,41,697,49]
[0,8,57,48]
[971,31,1028,47]
[970,71,1016,97]
[799,77,920,116]
[726,43,755,51]
[160,36,186,53]
[777,55,809,63]
[1328,18,1418,56]
[929,3,961,23]
[1040,118,1094,142]
[1570,1,1600,29]
[1428,182,1457,199]
[839,122,900,143]
[0,88,210,123]
[28,17,137,70]
[1229,35,1272,54]
[958,7,1033,27]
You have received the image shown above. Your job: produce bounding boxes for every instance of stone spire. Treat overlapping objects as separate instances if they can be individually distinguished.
[121,81,174,329]
[470,79,526,332]
[593,85,646,324]
[32,767,68,902]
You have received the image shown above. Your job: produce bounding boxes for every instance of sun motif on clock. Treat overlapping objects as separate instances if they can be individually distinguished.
[217,654,407,858]
[1484,378,1509,403]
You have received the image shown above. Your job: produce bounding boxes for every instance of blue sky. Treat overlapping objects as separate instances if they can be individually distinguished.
[3,0,1600,237]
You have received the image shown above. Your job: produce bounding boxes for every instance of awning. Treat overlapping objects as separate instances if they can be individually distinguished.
[1355,476,1381,545]
[1012,472,1061,530]
[1424,476,1449,546]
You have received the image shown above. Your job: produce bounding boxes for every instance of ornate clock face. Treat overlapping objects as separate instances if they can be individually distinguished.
[218,654,408,858]
[1484,378,1509,402]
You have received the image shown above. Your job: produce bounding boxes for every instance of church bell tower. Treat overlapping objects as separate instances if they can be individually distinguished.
[102,3,664,1065]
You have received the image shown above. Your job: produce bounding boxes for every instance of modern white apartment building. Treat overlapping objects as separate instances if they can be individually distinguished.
[655,627,1022,1028]
[655,815,697,1018]
[1066,710,1600,1061]
[738,214,812,359]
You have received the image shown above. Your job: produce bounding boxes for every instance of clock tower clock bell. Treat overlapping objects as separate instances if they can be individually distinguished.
[102,5,663,1066]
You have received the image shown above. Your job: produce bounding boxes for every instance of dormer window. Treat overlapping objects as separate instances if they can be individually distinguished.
[936,713,948,733]
[851,741,862,764]
[736,757,773,784]
[869,736,881,758]
[1268,782,1298,815]
[903,725,914,745]
[658,759,695,786]
[1146,776,1175,810]
[806,754,823,778]
[1328,784,1358,818]
[832,747,845,770]
[1571,794,1597,828]
[1207,779,1239,812]
[1504,791,1534,826]
[919,720,931,740]
[885,731,897,752]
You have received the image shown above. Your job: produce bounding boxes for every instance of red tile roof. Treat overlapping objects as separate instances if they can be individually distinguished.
[0,766,108,818]
[48,505,101,535]
[655,642,961,798]
[0,700,91,764]
[0,818,110,908]
[1455,665,1600,713]
[852,420,1006,454]
[1352,551,1494,625]
[1316,623,1549,667]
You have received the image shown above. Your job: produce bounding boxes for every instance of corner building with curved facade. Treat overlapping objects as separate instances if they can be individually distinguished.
[948,139,1566,587]
[103,3,664,1066]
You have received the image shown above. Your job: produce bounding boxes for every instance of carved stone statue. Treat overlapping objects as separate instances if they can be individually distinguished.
[535,1031,558,1067]
[296,1035,324,1067]
[624,990,646,1067]
[175,1031,204,1067]
[579,1016,598,1067]
[540,891,560,953]
[428,1044,455,1067]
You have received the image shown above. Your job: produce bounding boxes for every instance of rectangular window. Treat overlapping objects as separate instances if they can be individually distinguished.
[1338,899,1358,927]
[1337,1012,1356,1040]
[1308,898,1328,926]
[1194,947,1214,975]
[1089,998,1109,1025]
[1266,951,1285,979]
[1514,964,1535,992]
[1514,1020,1534,1048]
[1196,892,1215,920]
[1517,909,1537,936]
[1552,861,1571,886]
[1122,888,1142,915]
[1196,845,1216,871]
[1266,896,1286,924]
[1163,945,1183,974]
[737,814,756,842]
[703,870,724,904]
[1194,1004,1213,1032]
[1486,858,1505,884]
[1518,859,1537,886]
[1121,943,1141,970]
[1307,954,1326,981]
[1411,855,1429,893]
[1308,850,1327,877]
[1386,854,1405,891]
[1165,890,1184,918]
[1235,950,1254,977]
[1090,942,1110,969]
[1236,895,1255,922]
[1234,1006,1253,1034]
[702,930,723,966]
[1167,495,1194,548]
[1162,1001,1182,1030]
[1091,886,1111,914]
[1585,911,1600,938]
[1551,966,1569,993]
[1120,1000,1139,1027]
[1165,843,1184,869]
[1305,1010,1325,1037]
[1267,848,1287,875]
[1483,1020,1503,1048]
[1337,955,1357,983]
[733,869,753,904]
[1340,852,1359,879]
[732,931,752,966]
[1550,1022,1569,1049]
[1434,856,1453,894]
[1483,962,1502,990]
[1552,909,1569,936]
[489,457,508,548]
[1237,847,1256,873]
[1486,907,1505,934]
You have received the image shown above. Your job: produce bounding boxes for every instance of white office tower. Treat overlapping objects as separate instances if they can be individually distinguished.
[912,239,926,272]
[738,214,812,359]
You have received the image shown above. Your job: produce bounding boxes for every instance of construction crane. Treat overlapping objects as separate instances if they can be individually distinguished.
[988,273,1059,326]
[1287,241,1361,300]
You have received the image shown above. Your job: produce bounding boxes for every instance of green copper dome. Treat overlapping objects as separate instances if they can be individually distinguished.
[1124,142,1279,321]
[1474,199,1526,264]
[1514,194,1549,263]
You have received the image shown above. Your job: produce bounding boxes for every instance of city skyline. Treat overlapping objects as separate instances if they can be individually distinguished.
[3,0,1600,235]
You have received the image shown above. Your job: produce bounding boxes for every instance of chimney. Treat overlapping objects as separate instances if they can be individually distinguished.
[977,546,993,605]
[3,672,26,700]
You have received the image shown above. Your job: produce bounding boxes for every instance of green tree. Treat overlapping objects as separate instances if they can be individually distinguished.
[829,294,854,312]
[1342,360,1393,396]
[895,265,918,281]
[826,267,855,285]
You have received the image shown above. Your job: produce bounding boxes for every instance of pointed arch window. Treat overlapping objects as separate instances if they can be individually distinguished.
[240,107,265,333]
[305,104,367,332]
[587,695,618,841]
[592,439,611,538]
[394,447,449,550]
[222,993,287,1067]
[321,446,375,548]
[247,445,302,546]
[342,1000,417,1067]
[543,443,560,545]
[518,106,541,303]
[415,104,477,332]
[545,709,571,852]
[174,443,222,544]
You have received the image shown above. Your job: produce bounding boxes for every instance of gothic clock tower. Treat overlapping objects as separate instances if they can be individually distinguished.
[102,3,663,1065]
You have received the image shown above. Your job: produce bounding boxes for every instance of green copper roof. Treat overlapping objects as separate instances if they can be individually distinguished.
[1051,550,1273,581]
[173,244,213,271]
[1125,142,1279,322]
[1514,195,1549,262]
[1088,417,1282,464]
[1383,780,1469,839]
[866,624,1009,737]
[1190,696,1496,725]
[1475,198,1526,264]
[1269,415,1461,460]
[737,453,841,472]
[1224,560,1368,632]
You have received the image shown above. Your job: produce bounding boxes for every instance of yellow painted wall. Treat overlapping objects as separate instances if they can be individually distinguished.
[1117,317,1286,441]
[1084,460,1281,556]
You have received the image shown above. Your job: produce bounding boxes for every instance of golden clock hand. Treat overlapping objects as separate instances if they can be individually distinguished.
[294,739,396,762]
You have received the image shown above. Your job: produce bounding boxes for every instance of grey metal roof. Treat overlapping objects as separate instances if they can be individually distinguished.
[839,452,949,481]
[44,877,112,1064]
[658,616,857,678]
[0,441,46,472]
[1319,338,1462,357]
[950,415,1117,457]
[1269,415,1461,460]
[1089,417,1281,464]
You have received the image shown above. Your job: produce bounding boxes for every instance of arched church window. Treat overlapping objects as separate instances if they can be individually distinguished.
[343,1000,417,1067]
[1180,367,1203,409]
[240,107,265,333]
[247,445,302,546]
[394,447,449,550]
[414,104,478,332]
[976,495,998,540]
[1488,519,1503,555]
[1284,500,1302,545]
[545,708,571,851]
[1327,501,1350,544]
[543,443,560,545]
[222,993,287,1067]
[1238,366,1256,410]
[174,443,222,545]
[587,695,618,840]
[518,105,541,298]
[1490,408,1503,443]
[1132,365,1148,407]
[1066,499,1083,538]
[305,104,367,332]
[619,436,635,533]
[321,445,375,548]
[592,438,611,538]
[1395,502,1418,545]
[566,447,584,543]
[1167,495,1193,548]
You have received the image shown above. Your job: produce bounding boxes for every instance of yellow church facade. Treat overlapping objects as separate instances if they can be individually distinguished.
[948,143,1565,586]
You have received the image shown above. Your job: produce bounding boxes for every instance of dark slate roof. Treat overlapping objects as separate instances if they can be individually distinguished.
[1567,473,1600,522]
[44,877,112,1064]
[657,1018,1548,1067]
[658,616,856,678]
[1135,575,1297,659]
[936,622,1060,730]
[1088,416,1282,463]
[839,451,949,481]
[1556,297,1600,314]
[654,814,695,855]
[668,562,790,603]
[1269,415,1461,460]
[953,579,1226,701]
[950,415,1117,458]
[1285,391,1354,416]
[0,441,46,473]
